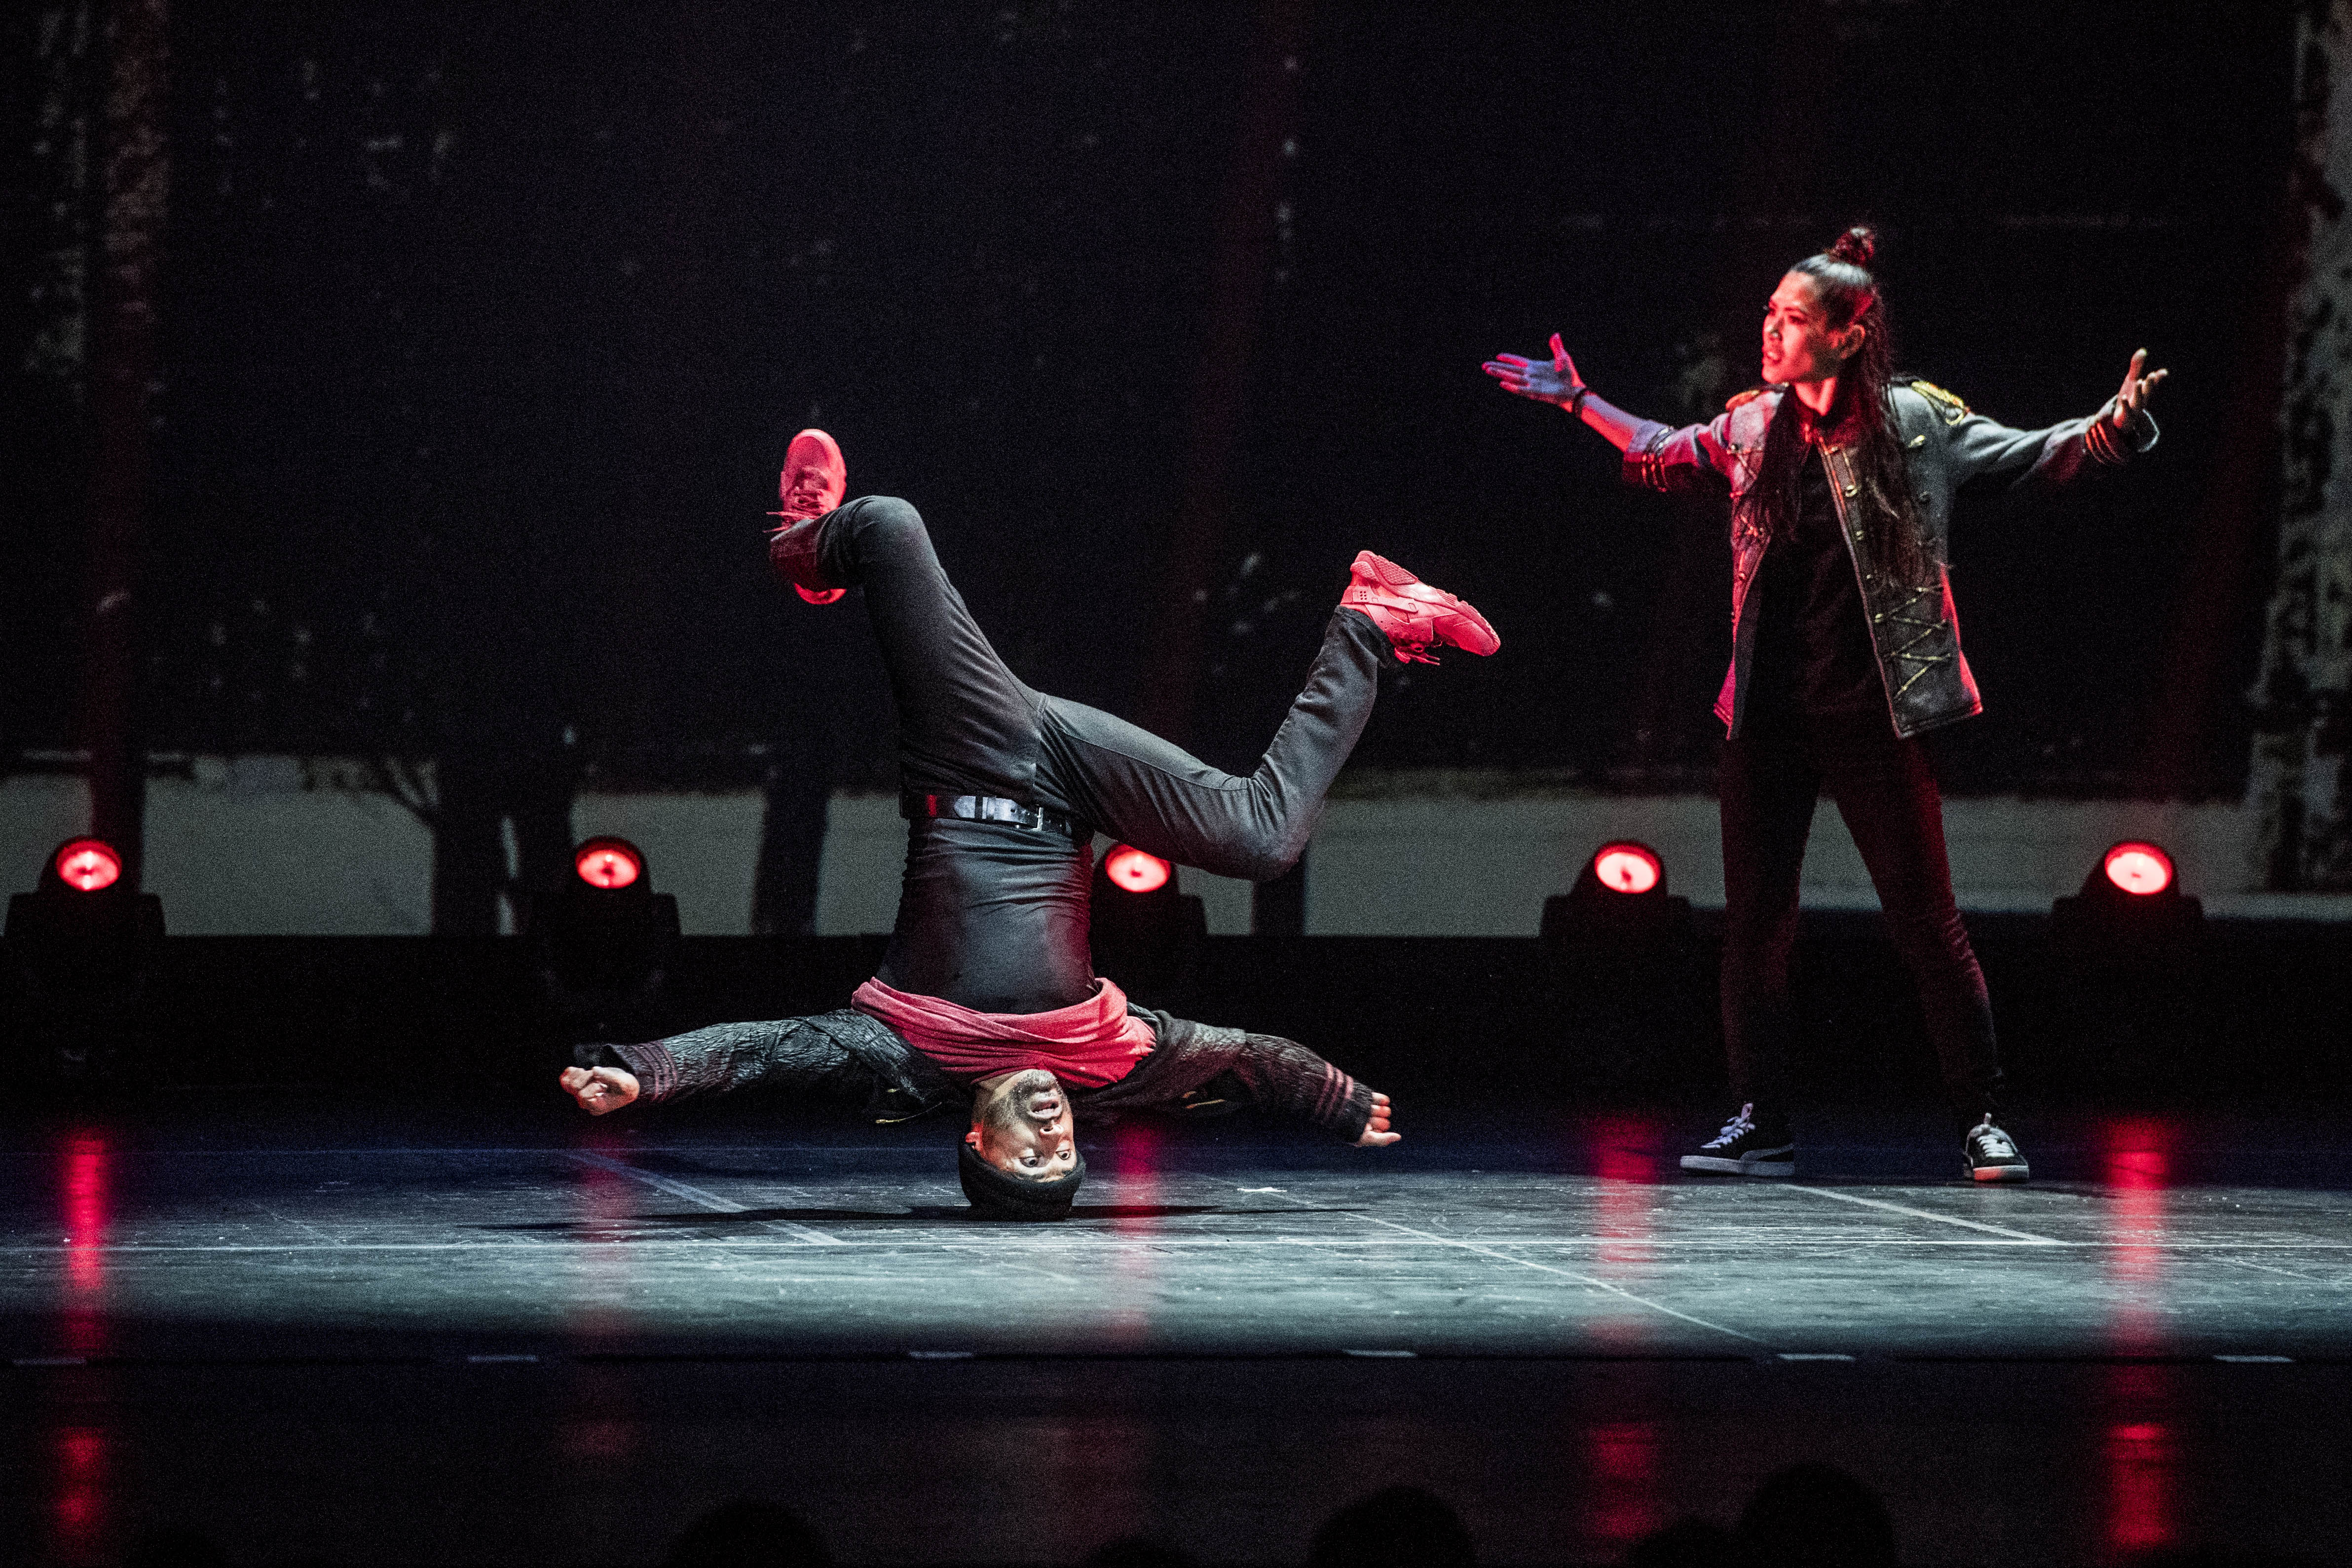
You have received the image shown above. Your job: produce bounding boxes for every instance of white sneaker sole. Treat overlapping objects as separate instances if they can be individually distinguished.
[1968,1162,2031,1183]
[1680,1153,1796,1178]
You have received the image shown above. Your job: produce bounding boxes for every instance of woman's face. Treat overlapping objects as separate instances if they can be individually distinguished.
[1760,271,1857,387]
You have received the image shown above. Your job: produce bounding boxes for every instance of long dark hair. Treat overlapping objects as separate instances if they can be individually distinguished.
[1735,226,1930,589]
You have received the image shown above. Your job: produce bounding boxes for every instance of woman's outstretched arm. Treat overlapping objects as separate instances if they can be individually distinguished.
[1944,349,2170,491]
[1484,333,1648,452]
[1488,331,1747,501]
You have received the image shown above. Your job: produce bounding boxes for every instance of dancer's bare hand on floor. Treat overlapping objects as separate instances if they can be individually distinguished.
[2107,348,2168,428]
[560,1065,639,1115]
[1483,333,1585,406]
[1356,1091,1399,1147]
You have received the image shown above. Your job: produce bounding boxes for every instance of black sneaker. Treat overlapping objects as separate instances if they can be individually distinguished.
[1963,1117,2030,1183]
[1680,1102,1796,1177]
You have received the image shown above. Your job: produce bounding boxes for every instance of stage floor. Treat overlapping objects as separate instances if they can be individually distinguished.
[3,1099,2348,1565]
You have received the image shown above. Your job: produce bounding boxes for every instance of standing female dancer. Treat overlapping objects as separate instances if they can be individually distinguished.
[1484,226,2165,1181]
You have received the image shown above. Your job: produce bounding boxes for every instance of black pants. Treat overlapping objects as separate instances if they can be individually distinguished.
[818,496,1387,1014]
[1717,712,2002,1124]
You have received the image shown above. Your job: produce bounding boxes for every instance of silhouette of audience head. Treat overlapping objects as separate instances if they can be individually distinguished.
[1079,1537,1198,1568]
[122,1527,231,1568]
[1309,1485,1476,1568]
[1734,1463,1895,1568]
[1624,1518,1735,1568]
[663,1500,831,1568]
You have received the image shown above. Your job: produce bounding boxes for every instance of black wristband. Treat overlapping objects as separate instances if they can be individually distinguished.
[1567,384,1591,417]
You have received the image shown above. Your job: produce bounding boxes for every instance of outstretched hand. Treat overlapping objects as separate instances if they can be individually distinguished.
[1484,333,1585,407]
[1356,1090,1399,1148]
[560,1064,640,1116]
[2108,348,2168,429]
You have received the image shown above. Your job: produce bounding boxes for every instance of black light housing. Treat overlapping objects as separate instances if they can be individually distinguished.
[2048,840,2207,1089]
[1089,844,1205,1004]
[4,837,166,1081]
[1539,842,1705,1093]
[2052,839,2205,957]
[519,836,679,1038]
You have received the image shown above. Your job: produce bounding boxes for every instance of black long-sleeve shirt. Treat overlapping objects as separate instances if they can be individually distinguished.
[1745,443,1886,726]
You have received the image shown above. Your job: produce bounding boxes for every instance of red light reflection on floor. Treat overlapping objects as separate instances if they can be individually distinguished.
[2100,1120,2182,1563]
[62,1135,110,1357]
[1589,1118,1660,1346]
[1592,1118,1659,1263]
[2101,1119,2173,1355]
[567,1139,641,1344]
[50,1426,109,1562]
[1107,1123,1164,1345]
[561,1142,646,1465]
[1109,1122,1164,1218]
[2102,1365,2179,1559]
[1583,1419,1662,1547]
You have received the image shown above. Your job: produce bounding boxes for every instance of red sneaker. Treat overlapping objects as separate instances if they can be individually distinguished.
[1341,551,1499,665]
[768,429,848,604]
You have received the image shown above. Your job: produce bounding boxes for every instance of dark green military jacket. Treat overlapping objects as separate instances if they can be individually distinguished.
[1623,380,2157,739]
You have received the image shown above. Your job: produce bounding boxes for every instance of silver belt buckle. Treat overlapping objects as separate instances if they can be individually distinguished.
[978,797,1045,830]
[932,794,1046,832]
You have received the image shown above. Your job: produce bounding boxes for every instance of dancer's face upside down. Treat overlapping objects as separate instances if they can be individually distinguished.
[966,1068,1077,1179]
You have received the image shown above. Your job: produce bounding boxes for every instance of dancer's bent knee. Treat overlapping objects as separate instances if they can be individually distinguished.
[823,494,931,583]
[1226,821,1309,885]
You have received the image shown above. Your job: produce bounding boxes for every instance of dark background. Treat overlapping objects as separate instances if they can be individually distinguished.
[1,0,2299,810]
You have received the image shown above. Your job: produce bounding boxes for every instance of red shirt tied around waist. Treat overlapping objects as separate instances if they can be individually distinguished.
[850,974,1157,1088]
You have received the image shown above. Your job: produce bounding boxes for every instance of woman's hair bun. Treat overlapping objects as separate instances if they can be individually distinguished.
[1828,224,1878,269]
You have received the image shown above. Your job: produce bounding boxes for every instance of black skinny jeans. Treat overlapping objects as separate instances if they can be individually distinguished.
[1718,712,2002,1124]
[817,495,1387,1015]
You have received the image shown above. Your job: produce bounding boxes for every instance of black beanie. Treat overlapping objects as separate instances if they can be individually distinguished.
[957,1137,1085,1221]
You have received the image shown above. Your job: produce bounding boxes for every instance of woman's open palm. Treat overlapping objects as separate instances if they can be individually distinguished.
[2110,348,2168,427]
[1485,333,1583,406]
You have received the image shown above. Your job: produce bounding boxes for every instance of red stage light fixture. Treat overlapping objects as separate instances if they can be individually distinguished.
[52,839,123,894]
[573,838,643,891]
[1088,845,1204,996]
[528,837,678,1034]
[1105,846,1172,895]
[2052,842,2205,1084]
[1540,841,1700,1083]
[1543,840,1687,946]
[2101,842,2174,898]
[1591,843,1662,896]
[9,838,165,1081]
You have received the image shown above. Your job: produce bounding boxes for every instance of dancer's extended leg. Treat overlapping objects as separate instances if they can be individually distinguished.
[812,494,1049,805]
[1038,609,1390,882]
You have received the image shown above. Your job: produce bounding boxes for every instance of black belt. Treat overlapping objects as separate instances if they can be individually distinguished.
[903,792,1087,844]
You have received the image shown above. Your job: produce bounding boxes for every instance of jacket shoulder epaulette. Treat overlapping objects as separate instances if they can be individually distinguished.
[1906,379,1971,423]
[1724,386,1769,412]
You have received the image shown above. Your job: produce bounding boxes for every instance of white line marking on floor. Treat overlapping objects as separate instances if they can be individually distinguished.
[564,1152,841,1245]
[1345,1212,1769,1345]
[1785,1185,2069,1245]
[0,1146,992,1158]
[8,1237,2352,1256]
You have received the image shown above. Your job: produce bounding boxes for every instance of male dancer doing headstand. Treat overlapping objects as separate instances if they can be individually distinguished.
[560,430,1498,1219]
